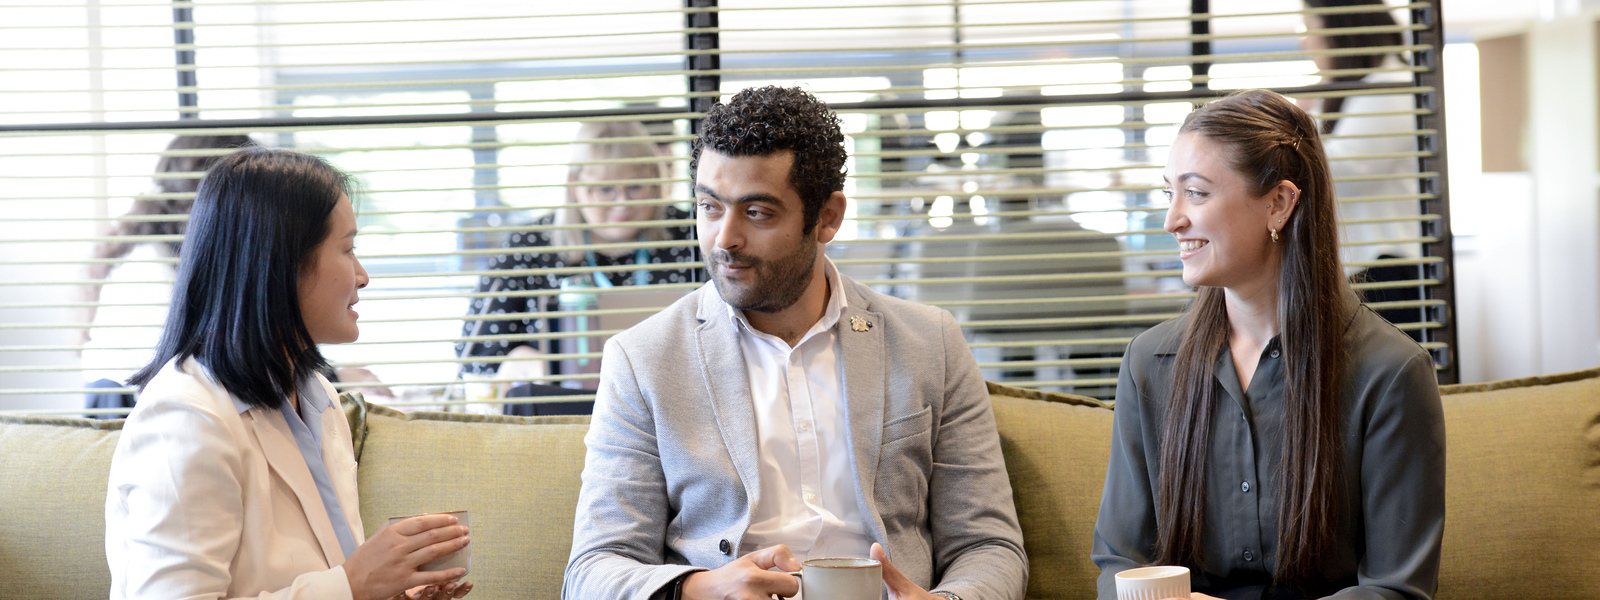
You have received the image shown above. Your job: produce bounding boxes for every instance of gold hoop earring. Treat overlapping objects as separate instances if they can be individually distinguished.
[1270,228,1280,243]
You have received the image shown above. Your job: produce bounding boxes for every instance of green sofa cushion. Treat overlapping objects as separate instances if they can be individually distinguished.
[1435,367,1600,600]
[987,383,1114,600]
[0,414,122,600]
[343,396,590,600]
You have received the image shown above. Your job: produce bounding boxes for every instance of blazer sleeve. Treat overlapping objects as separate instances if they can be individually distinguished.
[562,337,703,600]
[105,395,353,600]
[927,310,1030,600]
[1324,351,1446,600]
[1091,346,1160,600]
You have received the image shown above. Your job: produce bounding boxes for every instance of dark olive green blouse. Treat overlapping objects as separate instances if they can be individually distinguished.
[1092,306,1446,600]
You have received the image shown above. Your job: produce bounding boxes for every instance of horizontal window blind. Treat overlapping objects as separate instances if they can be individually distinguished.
[0,0,1455,415]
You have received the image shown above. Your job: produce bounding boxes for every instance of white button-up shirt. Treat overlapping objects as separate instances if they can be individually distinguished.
[732,258,872,562]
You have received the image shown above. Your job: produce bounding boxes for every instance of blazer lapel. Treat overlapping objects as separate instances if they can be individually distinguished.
[242,407,349,568]
[317,377,366,547]
[837,280,888,543]
[692,288,762,513]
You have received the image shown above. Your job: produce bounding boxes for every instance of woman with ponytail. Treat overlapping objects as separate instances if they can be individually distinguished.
[1091,90,1445,600]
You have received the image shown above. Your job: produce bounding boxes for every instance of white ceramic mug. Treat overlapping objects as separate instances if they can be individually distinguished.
[386,510,471,575]
[1114,565,1190,600]
[787,557,882,600]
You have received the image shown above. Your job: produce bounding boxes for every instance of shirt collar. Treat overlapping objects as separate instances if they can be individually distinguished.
[726,256,848,340]
[230,373,333,415]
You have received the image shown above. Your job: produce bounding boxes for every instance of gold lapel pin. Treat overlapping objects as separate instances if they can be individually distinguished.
[849,315,873,332]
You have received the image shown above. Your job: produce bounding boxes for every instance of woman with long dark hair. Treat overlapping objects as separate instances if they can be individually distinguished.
[1091,90,1445,600]
[106,148,473,600]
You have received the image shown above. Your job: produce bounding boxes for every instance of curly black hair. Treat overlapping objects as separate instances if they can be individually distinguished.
[691,86,847,234]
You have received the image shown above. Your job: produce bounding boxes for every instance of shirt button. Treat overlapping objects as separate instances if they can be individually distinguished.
[1241,481,1250,493]
[798,421,812,433]
[719,539,732,555]
[1243,549,1255,562]
[805,492,818,504]
[1270,348,1280,359]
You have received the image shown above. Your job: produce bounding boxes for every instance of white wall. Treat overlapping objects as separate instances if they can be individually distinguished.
[1526,15,1600,374]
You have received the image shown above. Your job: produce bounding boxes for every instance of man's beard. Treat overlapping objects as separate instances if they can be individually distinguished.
[706,236,818,313]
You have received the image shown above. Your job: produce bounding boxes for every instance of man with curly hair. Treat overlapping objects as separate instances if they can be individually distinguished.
[563,86,1027,600]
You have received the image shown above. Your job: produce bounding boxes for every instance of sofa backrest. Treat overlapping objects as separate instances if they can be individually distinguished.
[0,414,122,600]
[987,383,1115,597]
[2,368,1597,600]
[344,400,591,599]
[1435,367,1600,598]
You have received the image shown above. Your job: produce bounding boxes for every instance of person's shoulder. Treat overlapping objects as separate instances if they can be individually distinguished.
[664,205,696,240]
[126,358,242,429]
[1346,306,1429,364]
[664,205,693,221]
[845,276,942,324]
[503,214,558,250]
[1128,314,1187,358]
[608,285,713,351]
[1344,305,1436,390]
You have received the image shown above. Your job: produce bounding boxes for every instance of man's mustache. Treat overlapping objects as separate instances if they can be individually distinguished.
[709,250,761,269]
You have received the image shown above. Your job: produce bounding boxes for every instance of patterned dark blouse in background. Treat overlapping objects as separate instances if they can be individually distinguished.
[457,206,699,375]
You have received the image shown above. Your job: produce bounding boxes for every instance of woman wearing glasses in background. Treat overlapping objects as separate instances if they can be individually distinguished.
[1091,91,1445,600]
[458,121,698,394]
[106,148,472,600]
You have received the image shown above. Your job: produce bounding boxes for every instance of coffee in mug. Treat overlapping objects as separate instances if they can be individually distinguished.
[386,510,471,575]
[788,557,882,600]
[1114,565,1190,600]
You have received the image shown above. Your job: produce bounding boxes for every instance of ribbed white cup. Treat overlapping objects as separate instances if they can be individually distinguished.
[1114,565,1190,600]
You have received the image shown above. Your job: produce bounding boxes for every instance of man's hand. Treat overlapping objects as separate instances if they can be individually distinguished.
[682,544,803,600]
[871,543,940,600]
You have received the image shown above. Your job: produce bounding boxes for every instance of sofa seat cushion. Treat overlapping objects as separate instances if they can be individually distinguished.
[987,382,1113,600]
[343,396,590,600]
[1436,367,1600,599]
[0,414,122,600]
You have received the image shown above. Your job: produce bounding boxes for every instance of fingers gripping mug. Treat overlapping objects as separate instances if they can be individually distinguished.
[788,557,882,600]
[386,510,471,575]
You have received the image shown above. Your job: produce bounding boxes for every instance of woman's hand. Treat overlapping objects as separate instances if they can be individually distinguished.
[344,513,471,600]
[394,581,474,600]
[495,345,548,395]
[336,367,394,399]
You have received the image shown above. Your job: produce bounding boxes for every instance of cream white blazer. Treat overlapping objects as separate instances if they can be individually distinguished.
[106,358,364,600]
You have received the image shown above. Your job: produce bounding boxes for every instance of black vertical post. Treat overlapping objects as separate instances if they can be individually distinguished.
[172,0,198,119]
[685,0,719,136]
[1409,0,1459,384]
[685,0,718,283]
[1191,0,1210,93]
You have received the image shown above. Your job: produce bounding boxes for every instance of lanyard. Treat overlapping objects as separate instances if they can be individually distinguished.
[582,230,651,287]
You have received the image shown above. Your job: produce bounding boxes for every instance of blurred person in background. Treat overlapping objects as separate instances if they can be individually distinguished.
[457,121,698,390]
[82,134,254,417]
[1303,0,1426,338]
[83,135,390,417]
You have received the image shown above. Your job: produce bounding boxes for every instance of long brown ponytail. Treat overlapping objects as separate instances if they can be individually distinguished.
[1153,90,1352,588]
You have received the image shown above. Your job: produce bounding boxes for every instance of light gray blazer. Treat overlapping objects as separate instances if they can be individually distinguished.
[562,276,1027,600]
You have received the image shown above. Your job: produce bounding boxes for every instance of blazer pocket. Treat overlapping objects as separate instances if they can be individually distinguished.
[881,406,933,445]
